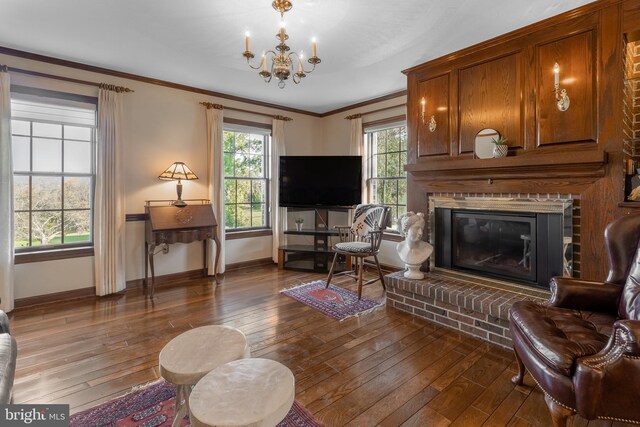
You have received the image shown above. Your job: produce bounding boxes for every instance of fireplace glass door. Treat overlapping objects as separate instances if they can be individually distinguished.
[452,211,537,283]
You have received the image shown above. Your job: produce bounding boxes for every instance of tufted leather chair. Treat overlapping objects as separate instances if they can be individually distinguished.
[509,214,640,426]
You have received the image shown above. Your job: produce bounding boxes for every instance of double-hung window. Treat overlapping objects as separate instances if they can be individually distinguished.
[223,125,270,231]
[365,122,408,231]
[11,88,97,251]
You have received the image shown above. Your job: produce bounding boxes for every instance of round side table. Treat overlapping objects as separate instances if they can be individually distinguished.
[159,325,250,427]
[189,358,295,427]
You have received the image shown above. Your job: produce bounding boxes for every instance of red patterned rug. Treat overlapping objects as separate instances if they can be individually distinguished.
[70,379,324,427]
[280,280,385,321]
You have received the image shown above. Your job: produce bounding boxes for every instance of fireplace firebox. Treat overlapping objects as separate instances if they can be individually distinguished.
[430,197,573,290]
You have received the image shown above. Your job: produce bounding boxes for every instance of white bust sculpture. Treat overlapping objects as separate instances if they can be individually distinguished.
[396,212,434,279]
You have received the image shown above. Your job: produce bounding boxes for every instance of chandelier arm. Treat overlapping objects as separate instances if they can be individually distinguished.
[302,61,317,75]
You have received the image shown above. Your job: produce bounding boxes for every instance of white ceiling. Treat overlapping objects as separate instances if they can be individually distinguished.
[0,0,595,114]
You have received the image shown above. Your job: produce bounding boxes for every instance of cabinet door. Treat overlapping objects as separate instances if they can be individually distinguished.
[417,74,450,157]
[537,30,596,146]
[459,52,523,154]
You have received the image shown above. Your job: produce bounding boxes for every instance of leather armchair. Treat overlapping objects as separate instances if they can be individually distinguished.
[509,214,640,426]
[0,310,16,404]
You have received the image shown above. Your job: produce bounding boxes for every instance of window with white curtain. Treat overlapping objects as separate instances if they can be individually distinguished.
[10,88,97,251]
[223,124,271,231]
[365,122,407,231]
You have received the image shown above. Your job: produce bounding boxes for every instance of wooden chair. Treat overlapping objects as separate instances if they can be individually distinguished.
[325,204,391,299]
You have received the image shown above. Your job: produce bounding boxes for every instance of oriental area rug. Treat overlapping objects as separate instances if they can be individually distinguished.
[280,280,385,321]
[70,379,324,427]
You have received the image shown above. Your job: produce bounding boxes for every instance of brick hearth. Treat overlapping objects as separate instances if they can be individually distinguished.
[384,271,547,348]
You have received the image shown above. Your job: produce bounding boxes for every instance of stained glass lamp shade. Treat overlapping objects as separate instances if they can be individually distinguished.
[158,162,198,207]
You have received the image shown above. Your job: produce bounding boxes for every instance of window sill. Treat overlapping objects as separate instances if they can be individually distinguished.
[226,229,273,240]
[15,247,94,264]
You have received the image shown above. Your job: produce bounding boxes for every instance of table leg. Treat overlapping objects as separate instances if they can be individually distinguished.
[202,240,207,278]
[173,384,190,427]
[144,242,149,291]
[212,234,221,284]
[148,244,156,299]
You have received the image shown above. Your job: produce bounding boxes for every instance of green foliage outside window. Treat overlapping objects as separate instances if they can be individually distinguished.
[223,130,269,230]
[368,125,408,230]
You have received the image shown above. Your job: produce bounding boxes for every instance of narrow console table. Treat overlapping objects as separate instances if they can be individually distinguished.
[145,201,220,298]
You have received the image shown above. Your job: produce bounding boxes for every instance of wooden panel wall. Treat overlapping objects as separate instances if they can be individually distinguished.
[403,0,631,281]
[537,31,597,145]
[458,53,523,153]
[417,74,450,157]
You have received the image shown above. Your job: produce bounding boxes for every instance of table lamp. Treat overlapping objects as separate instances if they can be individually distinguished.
[158,161,198,207]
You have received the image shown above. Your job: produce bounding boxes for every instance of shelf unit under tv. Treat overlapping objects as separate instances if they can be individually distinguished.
[277,207,352,273]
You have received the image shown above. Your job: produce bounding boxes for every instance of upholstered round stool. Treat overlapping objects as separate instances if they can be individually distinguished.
[189,358,295,427]
[159,325,250,427]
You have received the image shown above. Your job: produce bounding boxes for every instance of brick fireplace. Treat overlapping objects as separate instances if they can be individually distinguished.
[385,194,576,348]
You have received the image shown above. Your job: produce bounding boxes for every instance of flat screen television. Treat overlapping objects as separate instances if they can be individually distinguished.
[279,156,362,208]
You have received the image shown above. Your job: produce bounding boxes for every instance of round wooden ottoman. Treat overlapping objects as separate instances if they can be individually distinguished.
[189,358,295,427]
[159,325,250,427]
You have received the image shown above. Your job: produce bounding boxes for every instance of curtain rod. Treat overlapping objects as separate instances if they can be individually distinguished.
[200,102,292,121]
[345,103,405,120]
[6,66,134,92]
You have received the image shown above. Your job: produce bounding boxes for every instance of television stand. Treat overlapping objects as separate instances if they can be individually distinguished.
[278,207,352,273]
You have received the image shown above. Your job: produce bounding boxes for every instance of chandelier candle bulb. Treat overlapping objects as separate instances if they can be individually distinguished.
[245,32,250,52]
[262,54,267,72]
[298,56,303,73]
[421,97,426,115]
[554,63,560,87]
[312,37,317,57]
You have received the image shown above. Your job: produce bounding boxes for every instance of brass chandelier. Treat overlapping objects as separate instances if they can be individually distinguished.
[243,0,321,88]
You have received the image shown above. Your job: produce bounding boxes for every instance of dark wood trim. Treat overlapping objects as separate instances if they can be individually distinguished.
[382,232,404,242]
[14,247,94,264]
[363,115,407,130]
[225,229,273,240]
[401,0,622,75]
[125,213,147,222]
[320,91,407,117]
[223,117,272,130]
[225,257,274,272]
[0,46,322,118]
[618,201,640,208]
[14,286,96,309]
[126,269,204,290]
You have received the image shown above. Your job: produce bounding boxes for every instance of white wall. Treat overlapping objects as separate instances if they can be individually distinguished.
[2,52,406,300]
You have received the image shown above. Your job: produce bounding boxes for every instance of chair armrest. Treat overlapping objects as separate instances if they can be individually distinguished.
[613,320,640,356]
[548,277,621,314]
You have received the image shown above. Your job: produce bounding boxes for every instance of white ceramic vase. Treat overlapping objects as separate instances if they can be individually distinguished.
[493,144,508,158]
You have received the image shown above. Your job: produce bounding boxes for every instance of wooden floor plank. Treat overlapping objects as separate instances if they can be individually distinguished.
[9,265,564,426]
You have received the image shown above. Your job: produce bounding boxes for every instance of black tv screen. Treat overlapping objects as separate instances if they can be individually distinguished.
[279,156,362,207]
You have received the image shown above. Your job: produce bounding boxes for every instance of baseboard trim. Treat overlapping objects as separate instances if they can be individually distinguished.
[14,286,96,309]
[225,257,274,272]
[126,269,205,289]
[379,263,403,273]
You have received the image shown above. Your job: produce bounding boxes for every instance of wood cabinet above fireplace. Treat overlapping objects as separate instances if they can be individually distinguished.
[402,1,629,282]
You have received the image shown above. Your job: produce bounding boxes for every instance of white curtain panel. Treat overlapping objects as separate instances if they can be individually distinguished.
[271,119,287,263]
[349,116,368,203]
[206,106,225,274]
[94,88,126,296]
[0,70,14,312]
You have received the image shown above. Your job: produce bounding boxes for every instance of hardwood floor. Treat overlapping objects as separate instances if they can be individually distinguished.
[8,266,634,426]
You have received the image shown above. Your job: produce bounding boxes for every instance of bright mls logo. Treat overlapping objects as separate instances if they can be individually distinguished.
[0,405,69,426]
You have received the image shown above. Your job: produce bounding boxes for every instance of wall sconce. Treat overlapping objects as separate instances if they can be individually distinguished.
[421,97,437,132]
[553,62,570,112]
